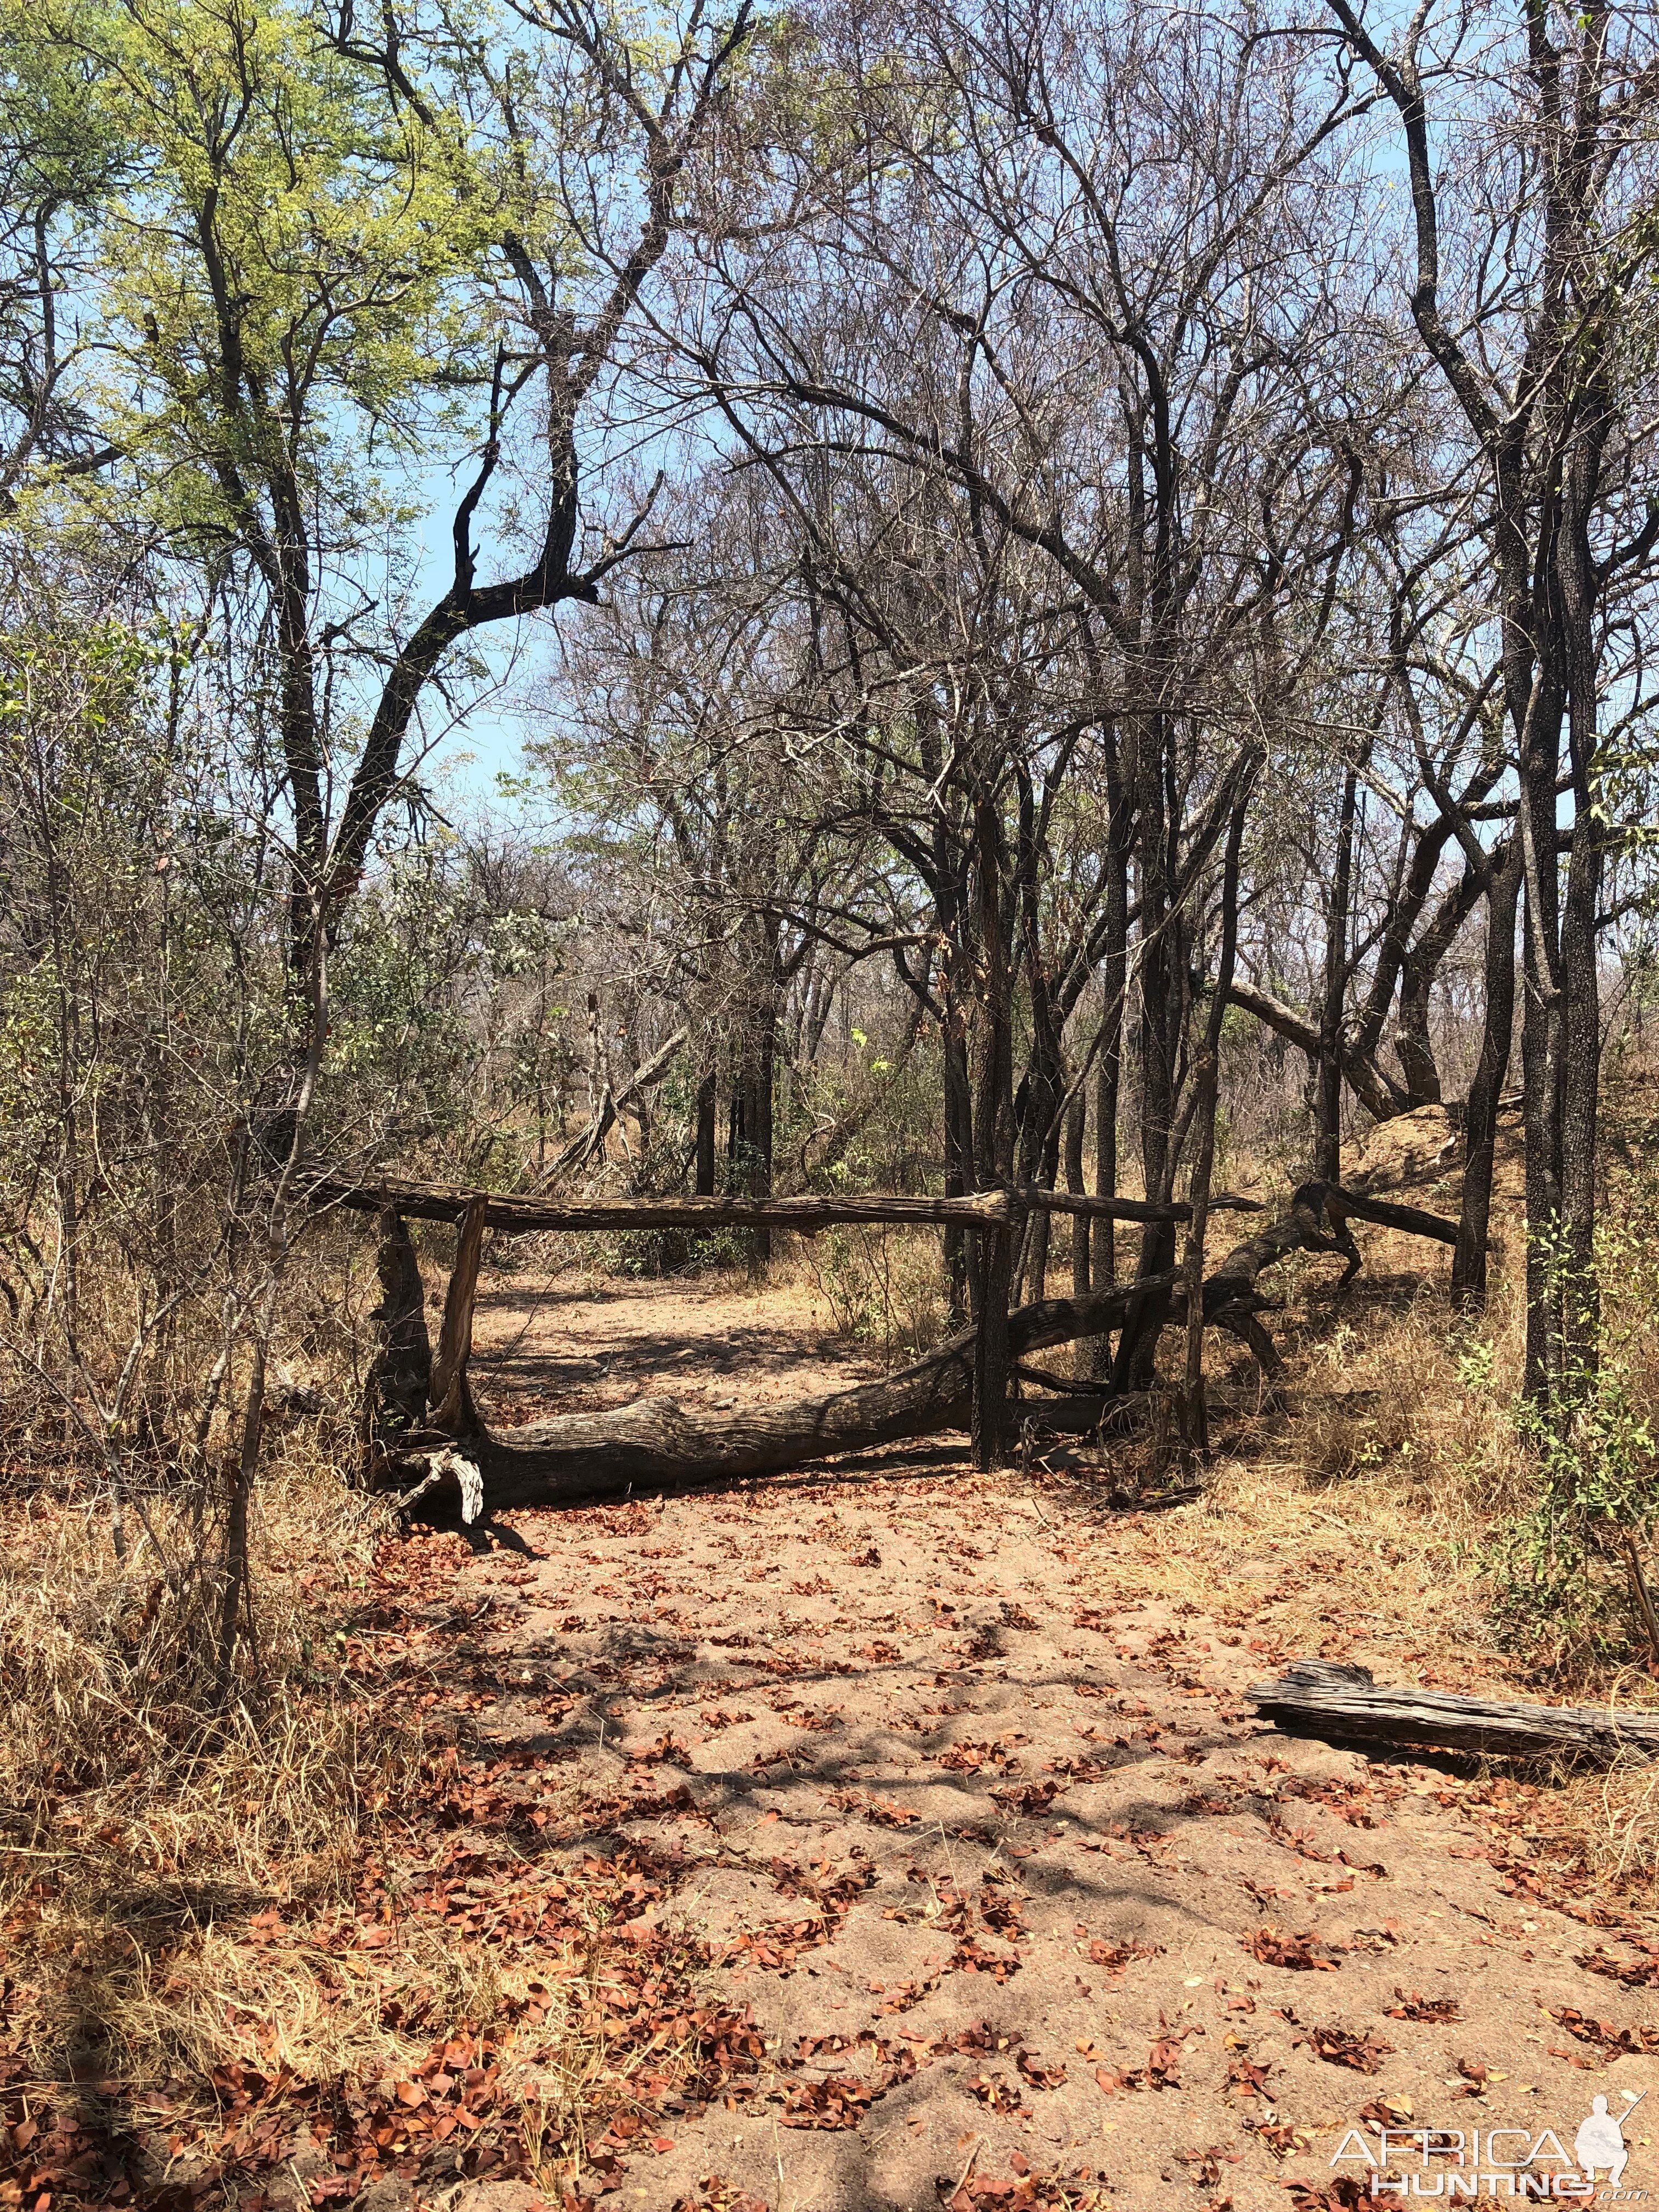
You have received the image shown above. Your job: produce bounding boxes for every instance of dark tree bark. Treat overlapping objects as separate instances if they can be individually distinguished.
[1180,768,1255,1452]
[1064,1087,1088,1303]
[1453,840,1521,1302]
[362,1209,432,1464]
[695,1071,717,1196]
[969,785,1017,1466]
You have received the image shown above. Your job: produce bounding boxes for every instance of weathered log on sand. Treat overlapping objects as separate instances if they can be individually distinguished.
[375,1178,1465,1516]
[400,1269,1180,1515]
[1249,1659,1659,1764]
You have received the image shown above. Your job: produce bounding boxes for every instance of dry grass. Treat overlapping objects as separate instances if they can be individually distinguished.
[0,1456,422,2090]
[1024,1243,1537,1654]
[1550,1756,1659,1889]
[0,1404,686,2209]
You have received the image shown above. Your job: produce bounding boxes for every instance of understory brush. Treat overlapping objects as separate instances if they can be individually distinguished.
[797,1222,953,1360]
[1478,1206,1659,1677]
[0,1462,416,2088]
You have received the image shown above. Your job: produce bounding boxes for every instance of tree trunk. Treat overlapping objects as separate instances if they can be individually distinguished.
[1180,775,1253,1454]
[1518,678,1568,1404]
[1314,752,1361,1183]
[942,1008,974,1327]
[1453,841,1521,1304]
[1116,702,1187,1392]
[970,784,1017,1464]
[362,1209,432,1463]
[695,1071,717,1196]
[1091,995,1120,1374]
[1064,1087,1089,1311]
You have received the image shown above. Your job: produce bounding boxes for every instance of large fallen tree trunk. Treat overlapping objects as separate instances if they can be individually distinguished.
[394,1269,1181,1516]
[1249,1658,1659,1764]
[319,1178,1019,1234]
[373,1177,1462,1518]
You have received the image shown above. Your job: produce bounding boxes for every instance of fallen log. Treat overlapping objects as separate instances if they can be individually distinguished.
[314,1176,1019,1234]
[393,1268,1181,1516]
[1249,1658,1659,1764]
[1197,1182,1460,1374]
[371,1177,1464,1516]
[311,1171,1260,1234]
[1020,1186,1263,1223]
[1318,1182,1461,1246]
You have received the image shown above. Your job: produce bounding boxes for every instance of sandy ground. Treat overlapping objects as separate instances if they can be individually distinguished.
[436,1240,1659,2212]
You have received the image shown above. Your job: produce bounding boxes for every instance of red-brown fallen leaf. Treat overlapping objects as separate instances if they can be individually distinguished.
[673,2181,769,2212]
[1247,1925,1341,1971]
[1547,2006,1659,2057]
[1251,2120,1309,2160]
[933,2166,1116,2209]
[1385,1987,1459,2023]
[1175,2146,1239,2188]
[966,2071,1030,2117]
[1578,1944,1659,1988]
[1359,2095,1415,2128]
[1081,1937,1163,1975]
[951,1932,1023,1980]
[990,1778,1060,1816]
[1283,2181,1370,2210]
[777,2074,878,2130]
[1144,2036,1184,2089]
[1294,2024,1393,2074]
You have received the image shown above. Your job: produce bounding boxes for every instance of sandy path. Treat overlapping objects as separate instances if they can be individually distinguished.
[448,1271,1659,2212]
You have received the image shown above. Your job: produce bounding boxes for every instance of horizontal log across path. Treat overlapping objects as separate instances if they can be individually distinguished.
[351,1169,1462,1519]
[311,1172,1265,1234]
[1249,1659,1659,1765]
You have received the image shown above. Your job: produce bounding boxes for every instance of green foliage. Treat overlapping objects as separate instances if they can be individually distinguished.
[46,0,489,546]
[1484,1209,1659,1666]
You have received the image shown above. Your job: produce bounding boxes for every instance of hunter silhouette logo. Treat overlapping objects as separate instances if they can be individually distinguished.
[1577,2093,1643,2191]
[1331,2087,1648,2197]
